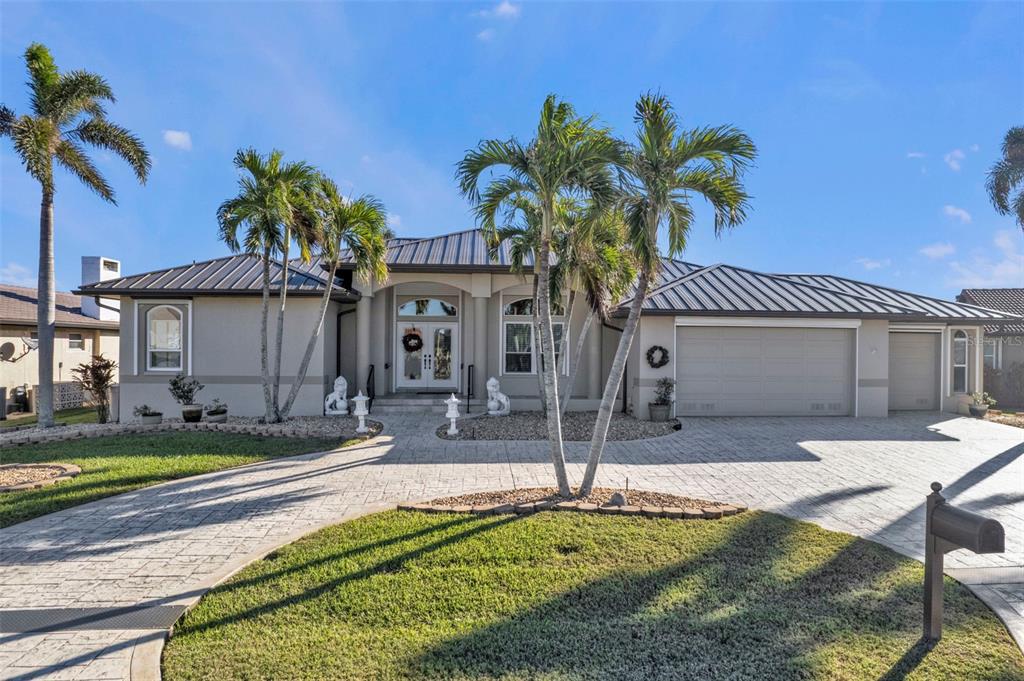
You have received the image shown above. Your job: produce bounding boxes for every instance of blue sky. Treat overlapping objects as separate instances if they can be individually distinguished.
[2,1,1022,299]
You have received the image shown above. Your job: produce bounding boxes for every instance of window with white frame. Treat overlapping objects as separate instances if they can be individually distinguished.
[147,305,183,370]
[983,339,998,369]
[501,294,568,375]
[504,321,533,373]
[952,330,968,393]
[68,333,84,350]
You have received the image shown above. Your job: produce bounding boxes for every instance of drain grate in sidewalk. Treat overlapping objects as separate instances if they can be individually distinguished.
[0,605,187,632]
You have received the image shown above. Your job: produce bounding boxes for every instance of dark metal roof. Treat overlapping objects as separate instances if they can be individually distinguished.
[637,264,917,317]
[74,253,358,300]
[956,288,1024,335]
[339,229,546,271]
[0,285,119,330]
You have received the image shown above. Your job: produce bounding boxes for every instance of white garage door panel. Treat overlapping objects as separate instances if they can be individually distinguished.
[676,327,854,416]
[889,333,939,411]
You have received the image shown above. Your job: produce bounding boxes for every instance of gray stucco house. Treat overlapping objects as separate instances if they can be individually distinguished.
[75,229,1019,421]
[956,288,1024,406]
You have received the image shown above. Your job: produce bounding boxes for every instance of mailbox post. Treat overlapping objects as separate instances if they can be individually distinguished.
[923,482,1005,641]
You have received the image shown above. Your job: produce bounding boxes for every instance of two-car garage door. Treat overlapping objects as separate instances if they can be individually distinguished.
[676,327,854,416]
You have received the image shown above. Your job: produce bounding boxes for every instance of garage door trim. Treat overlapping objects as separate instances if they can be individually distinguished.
[675,316,862,329]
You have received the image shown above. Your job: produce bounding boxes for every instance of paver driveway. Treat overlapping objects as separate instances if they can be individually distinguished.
[1,412,1021,679]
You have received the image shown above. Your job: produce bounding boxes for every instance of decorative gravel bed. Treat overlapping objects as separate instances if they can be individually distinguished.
[438,411,680,441]
[430,487,724,509]
[0,463,81,491]
[987,411,1023,429]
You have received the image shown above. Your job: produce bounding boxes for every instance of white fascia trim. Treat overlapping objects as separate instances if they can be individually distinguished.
[674,316,862,329]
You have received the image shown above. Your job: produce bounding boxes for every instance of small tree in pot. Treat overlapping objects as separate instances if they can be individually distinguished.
[969,392,996,418]
[71,354,117,423]
[649,377,675,422]
[169,374,205,422]
[205,398,228,423]
[133,404,162,425]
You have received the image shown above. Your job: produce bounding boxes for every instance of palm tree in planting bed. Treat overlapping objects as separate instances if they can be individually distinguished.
[987,126,1024,231]
[0,43,150,428]
[458,95,620,497]
[279,177,389,419]
[217,149,320,422]
[579,94,756,496]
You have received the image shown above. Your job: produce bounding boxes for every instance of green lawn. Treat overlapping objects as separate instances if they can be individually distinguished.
[0,432,354,527]
[0,406,98,429]
[162,510,1024,681]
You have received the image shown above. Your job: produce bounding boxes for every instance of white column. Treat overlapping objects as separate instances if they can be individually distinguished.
[355,294,372,392]
[474,296,488,400]
[587,316,602,399]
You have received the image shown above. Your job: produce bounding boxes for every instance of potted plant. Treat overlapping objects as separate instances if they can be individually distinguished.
[134,404,163,426]
[169,373,205,423]
[969,392,996,418]
[649,377,675,422]
[205,398,229,424]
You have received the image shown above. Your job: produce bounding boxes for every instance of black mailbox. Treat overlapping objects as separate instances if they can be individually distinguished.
[923,482,1006,641]
[930,504,1005,555]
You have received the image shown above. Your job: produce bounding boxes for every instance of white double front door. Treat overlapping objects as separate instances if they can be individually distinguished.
[395,322,459,391]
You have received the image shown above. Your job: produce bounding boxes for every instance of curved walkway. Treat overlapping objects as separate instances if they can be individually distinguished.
[1,412,1021,680]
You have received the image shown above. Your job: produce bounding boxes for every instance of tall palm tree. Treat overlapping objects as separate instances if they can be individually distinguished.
[458,95,620,497]
[579,94,756,496]
[279,177,389,419]
[217,148,319,422]
[987,126,1024,231]
[0,43,150,428]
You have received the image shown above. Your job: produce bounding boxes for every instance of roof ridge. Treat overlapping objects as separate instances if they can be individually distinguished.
[781,273,1021,319]
[726,266,923,314]
[384,228,481,251]
[643,263,723,298]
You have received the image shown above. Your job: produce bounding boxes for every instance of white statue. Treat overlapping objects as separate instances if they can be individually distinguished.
[324,375,349,415]
[486,376,510,416]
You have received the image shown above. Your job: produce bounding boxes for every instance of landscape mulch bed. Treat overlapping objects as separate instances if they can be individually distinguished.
[986,411,1023,429]
[430,487,724,509]
[439,411,680,441]
[0,463,81,491]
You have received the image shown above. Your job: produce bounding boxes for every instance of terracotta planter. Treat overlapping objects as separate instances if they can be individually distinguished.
[968,404,989,418]
[140,414,163,426]
[206,411,228,424]
[649,403,671,422]
[181,404,204,423]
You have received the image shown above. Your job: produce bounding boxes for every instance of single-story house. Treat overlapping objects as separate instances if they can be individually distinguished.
[2,258,121,412]
[956,288,1024,406]
[75,229,1020,422]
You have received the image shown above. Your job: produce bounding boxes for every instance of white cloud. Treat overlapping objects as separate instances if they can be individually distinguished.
[855,257,890,271]
[473,1,521,19]
[969,143,980,152]
[943,149,965,171]
[387,214,402,228]
[905,151,927,159]
[948,230,1024,287]
[476,28,496,42]
[919,242,955,259]
[0,261,36,287]
[942,204,972,224]
[162,129,192,151]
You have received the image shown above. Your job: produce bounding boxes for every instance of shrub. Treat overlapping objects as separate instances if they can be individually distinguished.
[71,354,117,423]
[653,377,675,405]
[133,404,161,417]
[206,399,228,415]
[168,374,204,405]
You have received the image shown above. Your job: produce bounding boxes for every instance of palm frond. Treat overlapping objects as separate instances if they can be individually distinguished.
[456,138,529,202]
[50,70,115,123]
[68,118,150,183]
[24,43,59,117]
[11,115,57,191]
[55,139,113,202]
[0,106,16,138]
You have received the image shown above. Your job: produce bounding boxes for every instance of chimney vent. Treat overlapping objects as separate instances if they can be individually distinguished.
[81,256,120,321]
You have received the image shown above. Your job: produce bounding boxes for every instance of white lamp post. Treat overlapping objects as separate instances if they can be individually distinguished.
[352,391,370,434]
[445,393,460,435]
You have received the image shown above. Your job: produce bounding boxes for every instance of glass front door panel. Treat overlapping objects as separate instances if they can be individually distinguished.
[401,326,423,382]
[433,328,452,380]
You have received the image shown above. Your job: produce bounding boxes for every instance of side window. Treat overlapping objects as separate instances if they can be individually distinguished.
[147,305,183,371]
[952,331,968,393]
[68,333,84,350]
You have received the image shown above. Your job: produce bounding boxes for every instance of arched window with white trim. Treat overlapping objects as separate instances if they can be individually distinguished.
[147,305,183,371]
[952,330,968,393]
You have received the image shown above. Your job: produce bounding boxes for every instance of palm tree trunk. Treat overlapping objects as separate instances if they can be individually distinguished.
[579,266,649,496]
[531,274,546,410]
[271,228,290,421]
[260,247,275,422]
[36,189,56,428]
[561,310,594,416]
[280,258,336,419]
[537,207,570,496]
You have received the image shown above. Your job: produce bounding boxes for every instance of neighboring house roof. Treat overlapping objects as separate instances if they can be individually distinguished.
[74,253,359,300]
[956,288,1024,335]
[0,284,119,330]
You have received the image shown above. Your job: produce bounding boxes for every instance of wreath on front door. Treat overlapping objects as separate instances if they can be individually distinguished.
[646,345,670,369]
[402,331,424,353]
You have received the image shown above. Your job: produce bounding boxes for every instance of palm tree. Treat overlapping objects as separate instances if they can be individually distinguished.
[279,177,389,419]
[987,126,1024,231]
[0,43,150,428]
[579,94,756,497]
[217,148,319,422]
[458,95,620,497]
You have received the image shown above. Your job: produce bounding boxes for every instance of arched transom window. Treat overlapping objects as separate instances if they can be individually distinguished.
[147,305,182,370]
[397,298,457,317]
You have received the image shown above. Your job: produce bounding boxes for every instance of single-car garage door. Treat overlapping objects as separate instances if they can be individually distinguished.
[676,326,854,416]
[888,332,939,411]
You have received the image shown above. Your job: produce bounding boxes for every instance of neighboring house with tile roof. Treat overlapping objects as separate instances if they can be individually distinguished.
[76,230,1019,421]
[956,288,1024,406]
[0,283,120,406]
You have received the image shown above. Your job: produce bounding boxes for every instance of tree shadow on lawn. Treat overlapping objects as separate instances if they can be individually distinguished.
[411,512,1022,681]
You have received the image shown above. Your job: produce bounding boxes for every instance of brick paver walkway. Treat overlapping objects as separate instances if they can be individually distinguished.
[1,412,1021,679]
